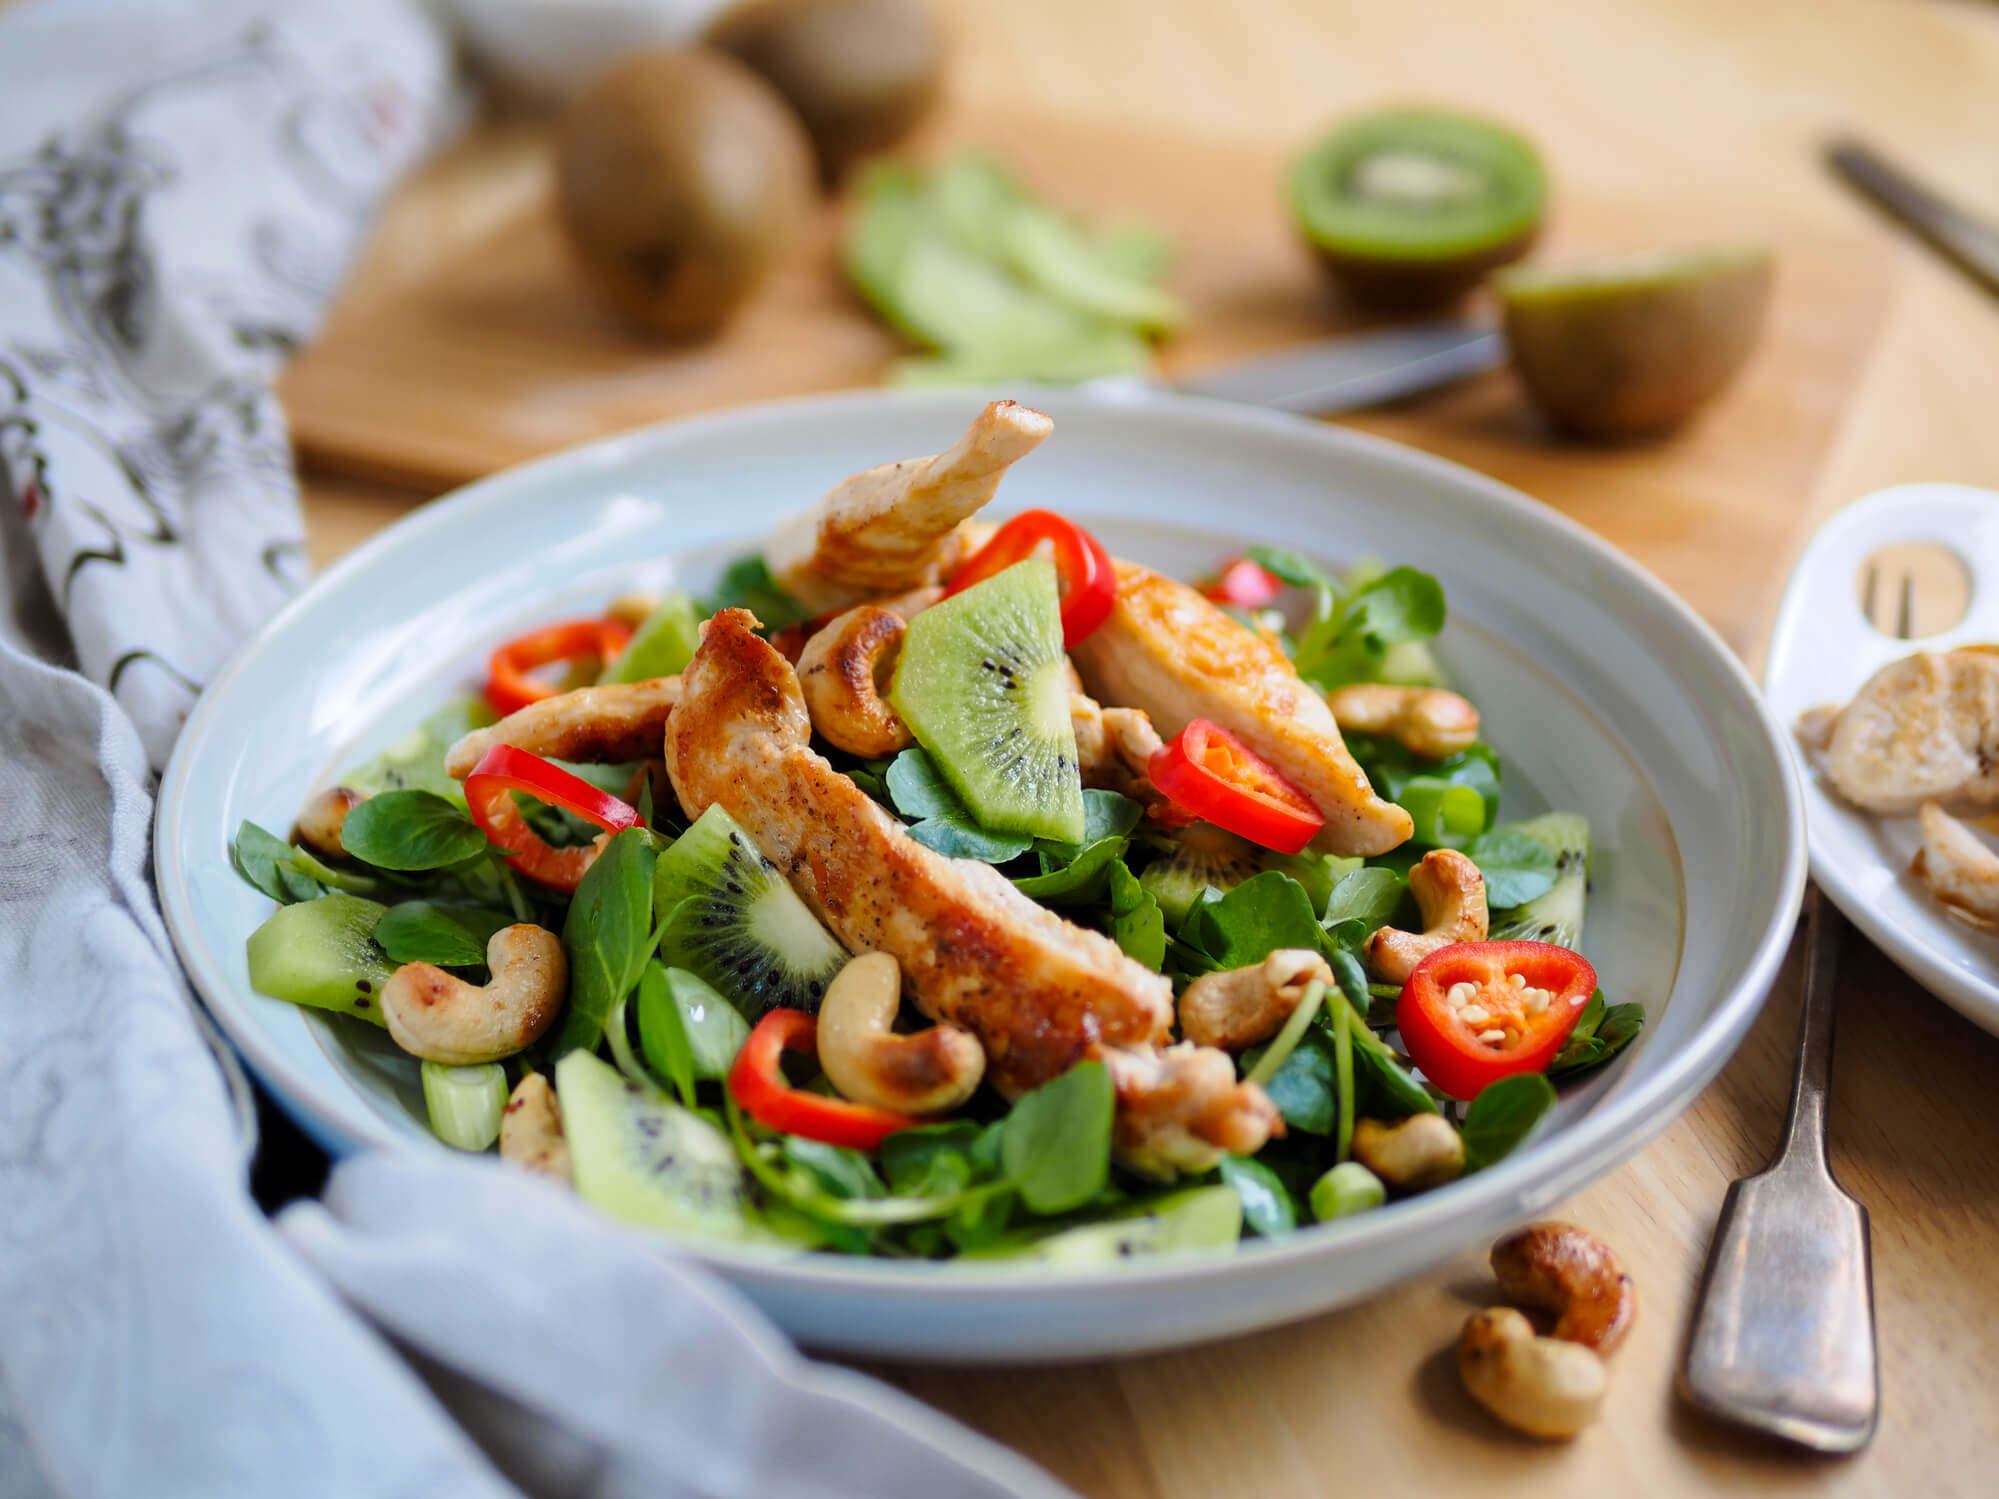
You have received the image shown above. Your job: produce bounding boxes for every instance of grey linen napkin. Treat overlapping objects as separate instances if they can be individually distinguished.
[0,3,1075,1495]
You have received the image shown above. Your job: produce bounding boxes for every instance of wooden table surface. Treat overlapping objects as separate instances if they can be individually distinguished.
[294,0,1999,1492]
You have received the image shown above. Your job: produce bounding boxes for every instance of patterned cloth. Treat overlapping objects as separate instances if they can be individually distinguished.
[0,4,1073,1496]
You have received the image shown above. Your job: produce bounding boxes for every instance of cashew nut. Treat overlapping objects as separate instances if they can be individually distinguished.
[1457,1307,1608,1440]
[1178,949,1332,1050]
[380,924,568,1065]
[1327,683,1481,760]
[1491,1221,1637,1354]
[1363,848,1488,983]
[499,1072,572,1184]
[797,605,917,758]
[1351,1112,1464,1191]
[604,591,661,631]
[816,951,985,1114]
[296,786,362,859]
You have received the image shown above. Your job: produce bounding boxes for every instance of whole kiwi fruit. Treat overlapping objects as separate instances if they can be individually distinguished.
[706,0,944,178]
[555,49,817,339]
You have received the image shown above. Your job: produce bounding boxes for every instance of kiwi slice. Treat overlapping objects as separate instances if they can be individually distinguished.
[654,803,846,1016]
[889,558,1086,843]
[976,1185,1243,1265]
[1288,107,1546,307]
[1487,811,1590,948]
[555,1050,765,1242]
[1139,824,1263,926]
[1497,246,1773,438]
[245,893,395,1023]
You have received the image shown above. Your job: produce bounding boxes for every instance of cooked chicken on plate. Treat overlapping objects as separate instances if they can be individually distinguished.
[1800,648,1999,816]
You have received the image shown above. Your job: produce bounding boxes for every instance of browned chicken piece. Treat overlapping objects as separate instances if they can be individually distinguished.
[1070,563,1414,856]
[764,400,1053,613]
[1066,666,1168,804]
[667,609,1278,1173]
[1912,800,1999,930]
[444,677,682,779]
[1805,648,1999,815]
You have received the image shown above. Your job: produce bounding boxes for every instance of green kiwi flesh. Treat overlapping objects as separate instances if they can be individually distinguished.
[1139,824,1263,925]
[556,1050,765,1241]
[1288,107,1547,307]
[245,893,394,1023]
[1486,811,1590,948]
[973,1186,1243,1264]
[1497,245,1773,438]
[654,804,847,1016]
[889,558,1086,843]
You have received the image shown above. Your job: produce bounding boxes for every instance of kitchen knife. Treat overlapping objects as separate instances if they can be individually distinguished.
[1167,319,1506,414]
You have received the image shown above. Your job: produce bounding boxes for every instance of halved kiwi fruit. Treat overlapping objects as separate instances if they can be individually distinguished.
[889,558,1086,843]
[1487,811,1589,948]
[654,804,847,1015]
[1497,245,1772,438]
[1288,107,1547,307]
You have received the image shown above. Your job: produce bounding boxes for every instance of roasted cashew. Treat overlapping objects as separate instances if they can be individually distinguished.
[1363,849,1489,983]
[816,952,985,1114]
[499,1072,572,1184]
[1178,949,1332,1050]
[380,925,568,1065]
[604,591,661,631]
[1457,1307,1608,1440]
[1351,1113,1464,1191]
[797,605,916,758]
[1327,683,1481,760]
[1491,1221,1637,1354]
[295,786,362,859]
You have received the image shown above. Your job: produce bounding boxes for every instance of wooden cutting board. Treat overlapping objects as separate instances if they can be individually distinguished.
[281,108,1893,656]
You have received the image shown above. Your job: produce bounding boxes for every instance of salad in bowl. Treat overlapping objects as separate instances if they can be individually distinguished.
[231,400,1641,1265]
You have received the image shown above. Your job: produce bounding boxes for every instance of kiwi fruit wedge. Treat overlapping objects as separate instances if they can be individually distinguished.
[555,49,817,339]
[654,804,847,1015]
[1139,824,1263,926]
[245,893,395,1022]
[889,558,1086,844]
[1288,107,1546,308]
[706,0,943,179]
[1486,811,1589,948]
[973,1185,1243,1264]
[1497,246,1773,438]
[556,1050,766,1241]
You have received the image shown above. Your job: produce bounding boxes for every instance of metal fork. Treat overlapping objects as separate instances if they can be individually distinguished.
[1678,563,1894,1452]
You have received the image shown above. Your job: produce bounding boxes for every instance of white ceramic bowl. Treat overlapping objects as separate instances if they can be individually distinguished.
[156,389,1804,1361]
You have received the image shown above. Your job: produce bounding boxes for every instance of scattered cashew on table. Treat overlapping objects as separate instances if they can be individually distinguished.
[1455,1221,1637,1440]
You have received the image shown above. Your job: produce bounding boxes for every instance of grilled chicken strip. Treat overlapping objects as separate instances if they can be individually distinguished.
[667,609,1278,1173]
[445,677,682,778]
[1912,800,1999,929]
[764,400,1053,613]
[1804,648,1999,816]
[1070,563,1414,856]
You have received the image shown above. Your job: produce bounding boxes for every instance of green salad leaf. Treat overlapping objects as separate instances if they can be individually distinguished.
[1294,566,1446,689]
[1001,1060,1113,1214]
[1463,826,1561,911]
[1218,1155,1297,1238]
[1181,871,1325,972]
[885,747,1035,863]
[232,820,321,904]
[371,901,512,967]
[704,556,811,633]
[1323,866,1408,930]
[1252,1035,1337,1136]
[635,964,750,1104]
[1461,1073,1557,1170]
[1012,837,1126,902]
[1547,991,1646,1078]
[340,791,490,872]
[554,829,657,1055]
[1107,859,1167,971]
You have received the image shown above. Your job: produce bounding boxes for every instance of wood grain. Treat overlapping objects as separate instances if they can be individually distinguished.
[295,0,1999,1492]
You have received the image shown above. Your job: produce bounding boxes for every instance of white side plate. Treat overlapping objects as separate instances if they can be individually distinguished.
[157,389,1804,1360]
[1764,482,1999,1037]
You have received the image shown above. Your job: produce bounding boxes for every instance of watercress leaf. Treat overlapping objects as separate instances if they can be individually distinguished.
[372,901,511,967]
[1262,851,1355,915]
[705,554,810,632]
[554,828,657,1054]
[945,1187,1017,1251]
[783,1138,885,1200]
[880,1120,985,1198]
[1328,949,1370,1012]
[1078,789,1144,843]
[1217,1155,1297,1238]
[1322,916,1371,954]
[1550,1000,1645,1078]
[1242,544,1336,591]
[1464,827,1561,911]
[906,817,1035,863]
[281,842,388,898]
[1108,859,1167,972]
[340,790,490,871]
[1012,836,1126,902]
[1183,871,1325,969]
[1596,1003,1646,1052]
[1345,1013,1440,1117]
[1344,566,1445,648]
[635,963,695,1105]
[1323,867,1408,930]
[1252,1034,1336,1135]
[1001,1060,1113,1214]
[884,746,959,821]
[1571,990,1608,1042]
[232,821,300,903]
[1461,1073,1557,1170]
[645,964,749,1083]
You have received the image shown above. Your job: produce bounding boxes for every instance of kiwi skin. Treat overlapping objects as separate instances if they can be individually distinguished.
[1498,246,1773,439]
[555,49,817,339]
[706,0,945,180]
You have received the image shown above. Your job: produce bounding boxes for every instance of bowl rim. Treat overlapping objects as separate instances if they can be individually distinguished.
[156,384,1807,1296]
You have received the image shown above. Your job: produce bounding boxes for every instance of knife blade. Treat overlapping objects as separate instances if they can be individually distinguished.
[1167,319,1506,414]
[1827,137,1999,301]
